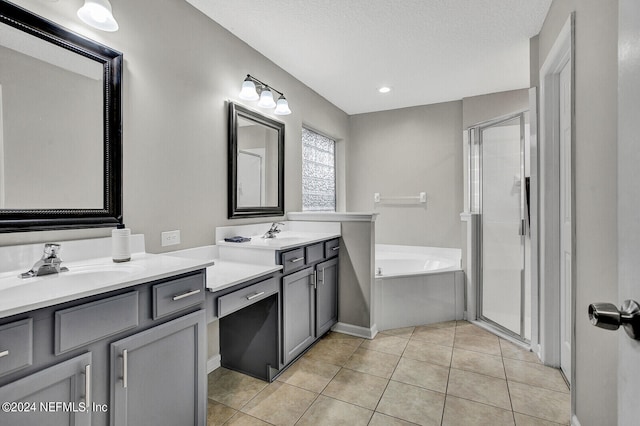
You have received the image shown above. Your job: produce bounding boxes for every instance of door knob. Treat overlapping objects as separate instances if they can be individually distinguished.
[588,300,640,340]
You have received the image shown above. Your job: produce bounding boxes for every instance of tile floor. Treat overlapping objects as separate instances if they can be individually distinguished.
[207,321,570,426]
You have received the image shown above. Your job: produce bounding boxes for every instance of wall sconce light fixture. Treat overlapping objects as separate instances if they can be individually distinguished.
[239,74,291,115]
[77,0,119,32]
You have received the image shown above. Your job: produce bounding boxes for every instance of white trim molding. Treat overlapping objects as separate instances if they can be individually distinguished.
[207,354,221,374]
[331,322,378,340]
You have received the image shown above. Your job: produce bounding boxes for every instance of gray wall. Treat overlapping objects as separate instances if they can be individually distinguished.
[0,0,349,252]
[346,101,463,249]
[536,1,618,424]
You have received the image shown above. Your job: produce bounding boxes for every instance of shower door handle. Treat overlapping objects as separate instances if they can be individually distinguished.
[588,300,640,340]
[518,219,526,236]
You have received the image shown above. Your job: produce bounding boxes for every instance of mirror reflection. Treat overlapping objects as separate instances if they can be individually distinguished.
[236,116,279,207]
[228,103,284,219]
[0,22,104,209]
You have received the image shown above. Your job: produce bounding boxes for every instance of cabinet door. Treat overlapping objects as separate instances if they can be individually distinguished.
[282,267,315,364]
[316,257,338,336]
[0,352,91,426]
[110,310,206,426]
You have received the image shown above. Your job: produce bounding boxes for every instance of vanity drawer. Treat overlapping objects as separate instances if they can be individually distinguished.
[306,242,325,264]
[55,292,139,355]
[0,318,33,377]
[153,273,205,319]
[217,277,278,318]
[281,248,305,274]
[324,238,340,258]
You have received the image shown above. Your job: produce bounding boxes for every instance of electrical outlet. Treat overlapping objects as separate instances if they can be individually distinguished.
[161,230,181,247]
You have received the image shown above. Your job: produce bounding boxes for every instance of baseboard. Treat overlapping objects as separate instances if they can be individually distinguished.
[331,322,378,339]
[207,354,221,374]
[571,414,581,426]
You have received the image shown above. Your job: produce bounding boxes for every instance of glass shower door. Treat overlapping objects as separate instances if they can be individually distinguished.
[477,114,526,338]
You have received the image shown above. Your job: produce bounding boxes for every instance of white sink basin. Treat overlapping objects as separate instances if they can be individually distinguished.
[0,261,146,291]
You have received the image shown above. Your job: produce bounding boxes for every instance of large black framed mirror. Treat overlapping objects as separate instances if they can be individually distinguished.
[228,102,284,219]
[0,1,122,232]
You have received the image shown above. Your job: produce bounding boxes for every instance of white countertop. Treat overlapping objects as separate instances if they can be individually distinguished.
[216,231,340,251]
[205,260,282,293]
[162,245,282,293]
[0,253,213,319]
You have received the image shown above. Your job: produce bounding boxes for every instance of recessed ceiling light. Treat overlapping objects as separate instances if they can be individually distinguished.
[378,86,391,94]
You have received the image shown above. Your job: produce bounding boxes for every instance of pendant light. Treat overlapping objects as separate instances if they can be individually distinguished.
[238,76,259,101]
[77,0,119,32]
[258,88,276,108]
[274,95,292,115]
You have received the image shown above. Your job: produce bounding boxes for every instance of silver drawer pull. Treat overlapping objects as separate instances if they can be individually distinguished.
[0,350,9,358]
[172,289,201,301]
[122,349,128,389]
[290,257,304,263]
[331,246,340,251]
[246,292,265,301]
[85,364,91,407]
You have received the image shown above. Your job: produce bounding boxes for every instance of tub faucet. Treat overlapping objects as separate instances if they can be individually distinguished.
[19,243,69,278]
[262,222,284,239]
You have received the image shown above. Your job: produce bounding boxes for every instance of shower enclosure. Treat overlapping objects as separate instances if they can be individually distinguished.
[468,112,531,342]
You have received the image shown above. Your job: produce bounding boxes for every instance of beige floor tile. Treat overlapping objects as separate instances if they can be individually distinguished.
[224,412,272,426]
[446,368,511,410]
[403,339,453,367]
[380,326,415,338]
[514,413,566,426]
[276,357,340,393]
[368,412,420,425]
[206,400,236,426]
[296,395,373,425]
[454,333,501,356]
[360,333,409,356]
[344,347,400,378]
[391,357,450,393]
[411,326,455,347]
[509,381,571,425]
[207,368,268,410]
[303,338,360,366]
[503,358,569,393]
[454,324,497,339]
[321,368,388,410]
[241,381,317,425]
[451,348,505,379]
[322,331,365,347]
[500,339,542,364]
[442,395,515,426]
[456,321,472,327]
[425,320,458,329]
[377,380,445,426]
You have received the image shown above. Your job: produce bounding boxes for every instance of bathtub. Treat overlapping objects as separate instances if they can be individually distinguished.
[374,244,464,331]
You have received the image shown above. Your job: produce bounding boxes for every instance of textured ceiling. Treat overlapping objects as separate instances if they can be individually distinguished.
[186,0,552,115]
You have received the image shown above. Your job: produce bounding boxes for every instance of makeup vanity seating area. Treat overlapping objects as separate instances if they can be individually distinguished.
[0,221,340,426]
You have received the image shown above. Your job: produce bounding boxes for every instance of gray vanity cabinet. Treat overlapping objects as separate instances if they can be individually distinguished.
[315,257,338,337]
[282,268,316,365]
[109,310,206,426]
[0,352,92,426]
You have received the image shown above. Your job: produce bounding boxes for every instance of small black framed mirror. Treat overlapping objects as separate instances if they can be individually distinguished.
[0,1,122,232]
[228,102,284,219]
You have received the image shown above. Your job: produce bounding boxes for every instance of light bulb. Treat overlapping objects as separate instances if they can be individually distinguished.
[77,0,119,32]
[239,77,259,101]
[274,95,292,115]
[258,88,276,108]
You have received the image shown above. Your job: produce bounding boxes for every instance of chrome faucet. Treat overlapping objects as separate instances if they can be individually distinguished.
[19,243,69,278]
[262,222,284,239]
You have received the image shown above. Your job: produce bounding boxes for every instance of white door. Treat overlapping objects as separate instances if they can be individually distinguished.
[617,0,640,423]
[559,59,572,382]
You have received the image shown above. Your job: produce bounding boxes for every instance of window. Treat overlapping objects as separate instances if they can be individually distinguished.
[302,128,336,211]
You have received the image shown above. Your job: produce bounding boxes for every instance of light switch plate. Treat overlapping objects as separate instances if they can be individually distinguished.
[161,230,181,247]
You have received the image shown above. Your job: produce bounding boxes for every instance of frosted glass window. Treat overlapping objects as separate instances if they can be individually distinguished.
[302,128,336,211]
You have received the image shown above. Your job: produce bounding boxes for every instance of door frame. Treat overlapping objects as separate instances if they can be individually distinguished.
[538,12,575,389]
